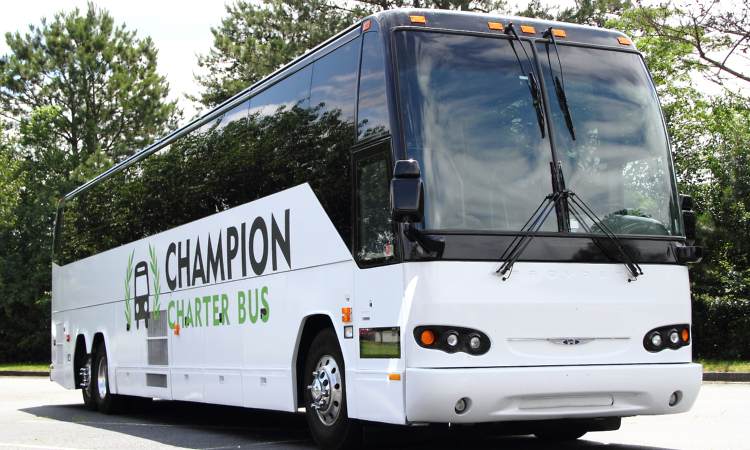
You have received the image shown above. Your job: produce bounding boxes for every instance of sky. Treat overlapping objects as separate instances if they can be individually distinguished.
[1,0,747,125]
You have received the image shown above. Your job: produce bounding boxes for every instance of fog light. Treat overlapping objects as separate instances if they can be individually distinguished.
[454,397,470,414]
[669,329,680,344]
[669,390,682,407]
[446,333,458,347]
[650,332,662,348]
[469,335,481,350]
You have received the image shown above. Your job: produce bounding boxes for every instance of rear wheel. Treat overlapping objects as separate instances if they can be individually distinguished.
[303,329,361,450]
[92,342,127,414]
[81,354,96,410]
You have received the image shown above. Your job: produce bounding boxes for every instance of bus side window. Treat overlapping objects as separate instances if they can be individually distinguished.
[357,31,389,141]
[354,146,395,265]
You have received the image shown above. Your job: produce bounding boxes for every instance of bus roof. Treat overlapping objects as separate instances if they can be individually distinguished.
[63,8,634,201]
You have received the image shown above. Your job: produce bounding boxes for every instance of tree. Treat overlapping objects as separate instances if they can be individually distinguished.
[0,2,177,173]
[0,4,178,362]
[195,0,368,107]
[630,0,750,86]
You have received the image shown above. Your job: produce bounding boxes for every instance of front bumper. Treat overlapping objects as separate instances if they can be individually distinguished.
[405,363,702,423]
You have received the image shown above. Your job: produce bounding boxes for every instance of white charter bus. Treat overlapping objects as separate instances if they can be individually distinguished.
[51,10,704,449]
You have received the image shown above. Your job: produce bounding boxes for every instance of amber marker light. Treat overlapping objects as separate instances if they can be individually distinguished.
[681,328,690,343]
[410,15,426,24]
[388,373,401,381]
[420,329,436,346]
[617,36,632,45]
[520,25,536,34]
[487,21,504,31]
[362,19,372,32]
[341,307,352,323]
[552,28,566,38]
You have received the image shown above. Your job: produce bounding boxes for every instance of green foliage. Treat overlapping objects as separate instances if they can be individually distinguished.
[0,3,177,362]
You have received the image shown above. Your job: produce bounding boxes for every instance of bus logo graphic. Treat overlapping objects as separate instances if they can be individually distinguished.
[133,261,150,329]
[124,245,161,331]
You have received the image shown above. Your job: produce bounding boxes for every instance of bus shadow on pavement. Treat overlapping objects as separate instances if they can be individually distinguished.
[22,401,676,450]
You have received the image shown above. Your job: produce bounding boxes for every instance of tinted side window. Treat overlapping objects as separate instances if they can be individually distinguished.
[249,67,312,118]
[58,39,365,265]
[307,39,360,247]
[310,40,358,123]
[357,32,389,140]
[355,147,394,264]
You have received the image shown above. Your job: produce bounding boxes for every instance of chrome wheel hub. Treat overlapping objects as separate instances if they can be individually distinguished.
[97,356,108,399]
[307,354,342,426]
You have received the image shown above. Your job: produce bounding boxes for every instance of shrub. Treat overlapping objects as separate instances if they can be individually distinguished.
[692,295,750,360]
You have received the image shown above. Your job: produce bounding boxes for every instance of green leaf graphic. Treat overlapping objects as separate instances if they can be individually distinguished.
[148,244,161,320]
[124,250,134,329]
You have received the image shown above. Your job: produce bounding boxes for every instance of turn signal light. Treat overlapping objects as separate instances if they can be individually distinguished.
[420,329,436,346]
[681,328,690,342]
[341,307,352,323]
[551,28,566,38]
[617,36,632,45]
[410,15,426,24]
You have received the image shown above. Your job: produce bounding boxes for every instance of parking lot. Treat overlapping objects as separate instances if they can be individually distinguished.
[0,376,747,449]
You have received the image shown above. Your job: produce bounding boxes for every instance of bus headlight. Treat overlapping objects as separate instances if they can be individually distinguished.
[413,326,490,355]
[644,324,690,352]
[650,332,663,348]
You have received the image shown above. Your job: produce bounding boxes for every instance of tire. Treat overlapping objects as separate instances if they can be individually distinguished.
[303,329,361,450]
[92,342,127,414]
[534,429,587,441]
[81,354,97,410]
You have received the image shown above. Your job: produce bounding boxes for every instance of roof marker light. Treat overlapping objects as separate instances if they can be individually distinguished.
[552,28,567,38]
[410,15,426,24]
[520,25,536,34]
[487,21,504,31]
[362,19,372,32]
[618,36,632,45]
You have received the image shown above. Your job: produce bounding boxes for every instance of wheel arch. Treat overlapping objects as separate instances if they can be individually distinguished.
[293,313,337,408]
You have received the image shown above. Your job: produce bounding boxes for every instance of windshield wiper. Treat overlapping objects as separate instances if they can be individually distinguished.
[543,27,576,141]
[497,190,644,282]
[496,191,561,280]
[505,23,546,138]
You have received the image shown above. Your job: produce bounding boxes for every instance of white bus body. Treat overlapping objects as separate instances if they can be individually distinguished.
[51,9,702,448]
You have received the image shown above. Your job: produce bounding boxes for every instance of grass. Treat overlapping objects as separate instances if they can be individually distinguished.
[0,362,49,372]
[698,359,750,373]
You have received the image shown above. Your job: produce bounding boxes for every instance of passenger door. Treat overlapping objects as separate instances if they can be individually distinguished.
[350,139,406,424]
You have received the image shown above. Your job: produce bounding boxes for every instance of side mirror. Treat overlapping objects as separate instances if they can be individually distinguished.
[679,194,696,245]
[391,159,423,223]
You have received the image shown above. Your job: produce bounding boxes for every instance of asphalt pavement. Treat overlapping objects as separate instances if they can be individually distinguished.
[0,376,746,449]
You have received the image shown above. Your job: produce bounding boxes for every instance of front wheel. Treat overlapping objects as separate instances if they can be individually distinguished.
[303,329,361,450]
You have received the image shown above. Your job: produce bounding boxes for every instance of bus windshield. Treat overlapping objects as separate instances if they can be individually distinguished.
[395,30,681,236]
